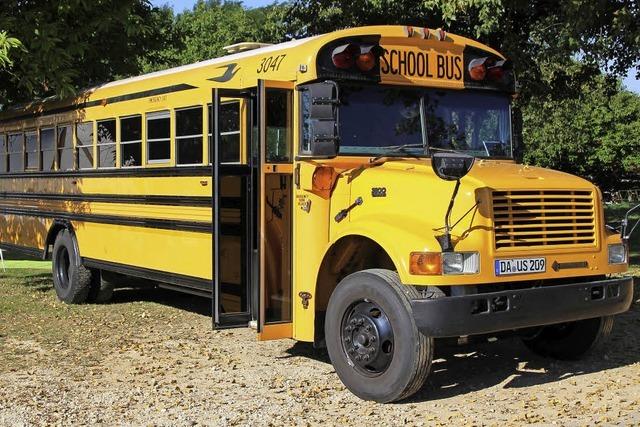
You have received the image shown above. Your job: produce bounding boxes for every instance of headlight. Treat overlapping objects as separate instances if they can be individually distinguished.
[410,252,480,275]
[608,244,627,264]
[442,252,480,275]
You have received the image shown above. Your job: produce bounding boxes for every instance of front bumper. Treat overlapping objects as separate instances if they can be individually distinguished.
[412,277,634,338]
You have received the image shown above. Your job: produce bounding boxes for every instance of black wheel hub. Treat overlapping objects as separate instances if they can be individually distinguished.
[341,301,394,375]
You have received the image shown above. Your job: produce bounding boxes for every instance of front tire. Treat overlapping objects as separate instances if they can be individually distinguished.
[51,229,96,304]
[325,269,432,403]
[522,316,614,360]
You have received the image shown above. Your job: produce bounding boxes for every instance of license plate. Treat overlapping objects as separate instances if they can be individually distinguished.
[494,257,546,276]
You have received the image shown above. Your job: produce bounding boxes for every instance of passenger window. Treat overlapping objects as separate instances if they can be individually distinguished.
[57,125,73,170]
[147,111,171,163]
[120,115,142,167]
[8,133,24,172]
[176,107,203,165]
[25,131,38,170]
[40,128,56,171]
[0,134,7,173]
[76,122,94,169]
[265,89,292,163]
[208,101,240,163]
[97,119,116,168]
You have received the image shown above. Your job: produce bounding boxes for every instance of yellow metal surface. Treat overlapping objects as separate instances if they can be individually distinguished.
[258,323,293,341]
[74,222,212,279]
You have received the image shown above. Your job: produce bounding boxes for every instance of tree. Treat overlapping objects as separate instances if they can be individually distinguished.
[140,0,290,73]
[0,0,169,106]
[0,31,23,70]
[523,78,640,190]
[286,0,640,101]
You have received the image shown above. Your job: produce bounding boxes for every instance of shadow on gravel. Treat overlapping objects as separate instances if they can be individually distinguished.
[283,284,640,403]
[407,284,640,402]
[110,287,212,317]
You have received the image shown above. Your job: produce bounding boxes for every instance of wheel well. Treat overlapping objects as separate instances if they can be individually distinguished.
[43,221,72,260]
[314,235,395,346]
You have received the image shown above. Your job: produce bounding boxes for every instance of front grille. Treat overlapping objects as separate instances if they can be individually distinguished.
[492,190,596,250]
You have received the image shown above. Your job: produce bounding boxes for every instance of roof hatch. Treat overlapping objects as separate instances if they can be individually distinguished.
[223,42,273,54]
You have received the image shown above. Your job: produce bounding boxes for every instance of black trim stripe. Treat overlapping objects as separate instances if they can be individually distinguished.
[0,242,43,259]
[83,258,212,294]
[0,206,212,233]
[0,192,215,207]
[0,165,211,179]
[0,206,245,235]
[0,164,250,179]
[0,84,198,125]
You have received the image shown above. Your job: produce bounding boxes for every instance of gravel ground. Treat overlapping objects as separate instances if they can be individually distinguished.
[0,269,638,426]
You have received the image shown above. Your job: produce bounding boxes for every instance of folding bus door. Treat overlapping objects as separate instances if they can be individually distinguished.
[257,80,295,340]
[212,88,254,328]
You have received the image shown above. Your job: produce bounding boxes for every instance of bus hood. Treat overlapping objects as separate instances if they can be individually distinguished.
[411,159,594,190]
[343,159,598,251]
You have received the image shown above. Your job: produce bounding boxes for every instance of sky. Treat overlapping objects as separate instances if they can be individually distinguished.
[152,0,640,93]
[152,0,272,10]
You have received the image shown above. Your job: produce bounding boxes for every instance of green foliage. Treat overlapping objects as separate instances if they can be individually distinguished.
[523,78,640,190]
[286,0,640,189]
[0,31,23,70]
[1,0,639,192]
[140,0,290,73]
[0,0,169,104]
[286,0,640,101]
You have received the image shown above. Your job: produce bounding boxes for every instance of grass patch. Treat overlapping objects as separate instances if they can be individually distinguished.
[0,268,209,373]
[2,260,51,269]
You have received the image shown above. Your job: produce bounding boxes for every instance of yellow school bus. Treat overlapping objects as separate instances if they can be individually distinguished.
[0,25,634,402]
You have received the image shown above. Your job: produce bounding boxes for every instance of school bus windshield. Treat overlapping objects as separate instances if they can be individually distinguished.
[338,84,512,158]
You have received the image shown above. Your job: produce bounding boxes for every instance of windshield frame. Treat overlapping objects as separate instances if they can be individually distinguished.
[330,82,514,161]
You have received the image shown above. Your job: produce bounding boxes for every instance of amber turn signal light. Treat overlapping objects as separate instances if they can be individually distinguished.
[409,252,442,275]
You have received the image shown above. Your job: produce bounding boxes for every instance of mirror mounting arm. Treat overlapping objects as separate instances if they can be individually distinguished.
[437,179,461,252]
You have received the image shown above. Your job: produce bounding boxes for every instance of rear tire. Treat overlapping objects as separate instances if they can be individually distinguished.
[522,316,614,360]
[51,229,94,304]
[325,269,432,403]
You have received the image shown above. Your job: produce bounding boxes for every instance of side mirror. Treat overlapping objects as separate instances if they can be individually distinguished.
[298,81,339,158]
[431,152,475,181]
[511,106,524,162]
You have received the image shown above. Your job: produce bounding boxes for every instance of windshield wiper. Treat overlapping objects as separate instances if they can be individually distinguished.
[369,143,426,163]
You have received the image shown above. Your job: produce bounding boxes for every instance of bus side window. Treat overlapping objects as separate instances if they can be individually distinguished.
[57,125,73,170]
[97,119,116,168]
[208,101,241,164]
[146,111,171,164]
[121,115,142,167]
[76,122,94,169]
[8,133,24,172]
[25,131,38,170]
[41,127,56,171]
[0,134,7,173]
[176,106,203,165]
[265,89,292,163]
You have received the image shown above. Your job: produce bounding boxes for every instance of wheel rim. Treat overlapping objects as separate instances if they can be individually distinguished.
[54,245,71,290]
[340,300,394,376]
